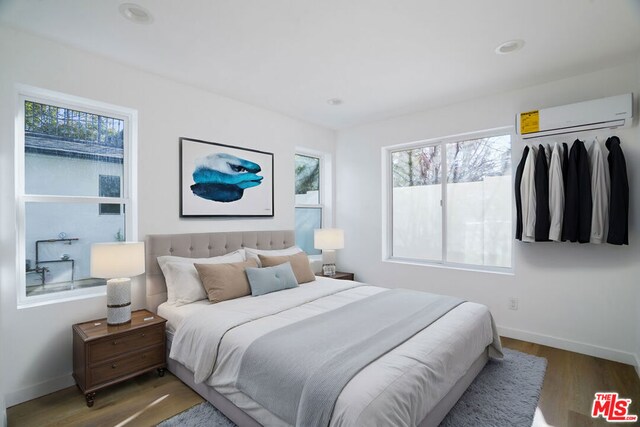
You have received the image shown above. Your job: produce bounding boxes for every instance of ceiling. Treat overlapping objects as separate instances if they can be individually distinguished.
[1,0,640,130]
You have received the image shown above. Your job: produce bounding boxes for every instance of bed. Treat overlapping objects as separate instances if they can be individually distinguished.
[145,230,502,427]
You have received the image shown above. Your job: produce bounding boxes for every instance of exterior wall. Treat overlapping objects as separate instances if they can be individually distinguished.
[392,176,511,268]
[25,153,124,285]
[336,60,640,367]
[0,25,335,406]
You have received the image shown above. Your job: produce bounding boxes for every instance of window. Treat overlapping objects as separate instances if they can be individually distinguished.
[17,87,137,305]
[99,175,122,215]
[387,131,512,271]
[295,153,322,255]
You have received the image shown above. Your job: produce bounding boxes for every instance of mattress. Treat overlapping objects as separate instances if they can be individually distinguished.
[168,278,501,426]
[159,298,212,335]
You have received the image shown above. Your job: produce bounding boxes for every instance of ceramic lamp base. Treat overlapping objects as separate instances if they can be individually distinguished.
[321,249,337,277]
[107,278,131,325]
[322,263,337,276]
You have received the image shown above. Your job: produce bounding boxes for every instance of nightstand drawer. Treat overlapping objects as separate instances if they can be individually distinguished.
[88,344,164,388]
[89,324,164,364]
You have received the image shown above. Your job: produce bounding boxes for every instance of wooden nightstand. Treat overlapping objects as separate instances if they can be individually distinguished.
[316,271,355,281]
[72,309,167,407]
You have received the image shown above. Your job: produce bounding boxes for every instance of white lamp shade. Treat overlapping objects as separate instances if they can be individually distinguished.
[91,242,145,279]
[314,228,345,250]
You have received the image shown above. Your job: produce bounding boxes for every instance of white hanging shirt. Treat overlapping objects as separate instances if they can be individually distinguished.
[588,137,610,244]
[520,145,537,242]
[548,143,564,241]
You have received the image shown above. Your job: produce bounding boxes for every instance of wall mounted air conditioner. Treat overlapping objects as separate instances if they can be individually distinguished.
[516,93,633,139]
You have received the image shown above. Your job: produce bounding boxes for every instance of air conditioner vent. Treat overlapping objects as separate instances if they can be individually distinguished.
[516,94,632,140]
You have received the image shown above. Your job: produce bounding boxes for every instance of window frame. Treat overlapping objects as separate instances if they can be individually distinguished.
[294,148,333,258]
[382,126,514,274]
[15,85,138,308]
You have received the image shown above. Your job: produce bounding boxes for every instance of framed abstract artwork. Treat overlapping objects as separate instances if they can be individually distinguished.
[179,138,274,217]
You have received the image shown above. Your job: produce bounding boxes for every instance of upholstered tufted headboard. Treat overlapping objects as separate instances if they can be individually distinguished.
[145,230,296,312]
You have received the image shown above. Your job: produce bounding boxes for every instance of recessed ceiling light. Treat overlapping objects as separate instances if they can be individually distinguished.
[119,3,153,24]
[495,39,525,55]
[327,98,343,106]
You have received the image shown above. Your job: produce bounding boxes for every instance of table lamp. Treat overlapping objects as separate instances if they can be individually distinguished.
[91,242,145,325]
[314,228,344,276]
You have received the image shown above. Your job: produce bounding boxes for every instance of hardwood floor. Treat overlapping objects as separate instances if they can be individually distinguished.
[502,337,640,427]
[6,371,204,427]
[7,338,640,426]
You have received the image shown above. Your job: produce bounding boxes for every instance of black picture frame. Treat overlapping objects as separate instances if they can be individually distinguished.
[179,137,274,217]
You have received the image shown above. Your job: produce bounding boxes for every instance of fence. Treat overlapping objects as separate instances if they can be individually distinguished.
[25,100,124,147]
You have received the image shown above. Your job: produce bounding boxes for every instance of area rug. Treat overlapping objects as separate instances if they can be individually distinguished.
[158,348,546,427]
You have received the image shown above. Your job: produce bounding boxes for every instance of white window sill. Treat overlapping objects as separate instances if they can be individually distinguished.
[18,286,106,309]
[383,257,514,276]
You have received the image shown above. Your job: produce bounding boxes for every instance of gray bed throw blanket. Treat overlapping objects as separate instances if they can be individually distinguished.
[236,289,464,427]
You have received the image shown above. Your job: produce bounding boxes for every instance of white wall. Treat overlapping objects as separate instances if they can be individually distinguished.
[0,26,335,406]
[336,60,640,367]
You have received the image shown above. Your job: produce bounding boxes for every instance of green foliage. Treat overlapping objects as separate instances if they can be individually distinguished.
[25,101,124,146]
[295,154,320,195]
[114,229,125,242]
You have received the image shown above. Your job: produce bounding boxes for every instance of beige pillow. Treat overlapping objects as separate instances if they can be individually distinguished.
[258,252,316,284]
[245,246,302,267]
[194,259,258,304]
[157,250,246,306]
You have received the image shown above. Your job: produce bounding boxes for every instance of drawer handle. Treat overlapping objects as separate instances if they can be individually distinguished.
[112,363,117,369]
[142,354,146,359]
[112,341,118,345]
[141,333,146,337]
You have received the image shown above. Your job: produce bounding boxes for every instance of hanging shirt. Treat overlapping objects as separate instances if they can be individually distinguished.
[514,146,530,241]
[560,142,569,241]
[588,137,609,244]
[548,143,564,241]
[545,143,552,167]
[534,144,550,241]
[605,136,629,245]
[562,142,569,190]
[520,145,537,242]
[562,139,592,243]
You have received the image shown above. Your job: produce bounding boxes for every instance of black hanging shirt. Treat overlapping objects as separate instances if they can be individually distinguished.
[515,146,530,241]
[605,136,629,245]
[534,144,550,241]
[562,139,592,243]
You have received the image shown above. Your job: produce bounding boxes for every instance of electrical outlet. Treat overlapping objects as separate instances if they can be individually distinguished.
[508,297,519,311]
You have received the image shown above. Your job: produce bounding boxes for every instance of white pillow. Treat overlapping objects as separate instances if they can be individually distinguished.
[244,246,303,267]
[157,250,245,306]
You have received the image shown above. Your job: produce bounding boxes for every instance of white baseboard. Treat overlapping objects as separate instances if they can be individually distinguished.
[498,325,638,367]
[5,373,74,408]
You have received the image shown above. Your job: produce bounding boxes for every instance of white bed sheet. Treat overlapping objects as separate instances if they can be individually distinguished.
[159,299,215,334]
[169,278,501,427]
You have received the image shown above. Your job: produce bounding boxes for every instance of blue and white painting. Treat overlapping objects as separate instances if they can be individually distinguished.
[180,138,274,217]
[191,153,263,202]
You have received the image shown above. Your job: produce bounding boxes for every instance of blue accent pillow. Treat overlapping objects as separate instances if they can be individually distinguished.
[245,262,299,296]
